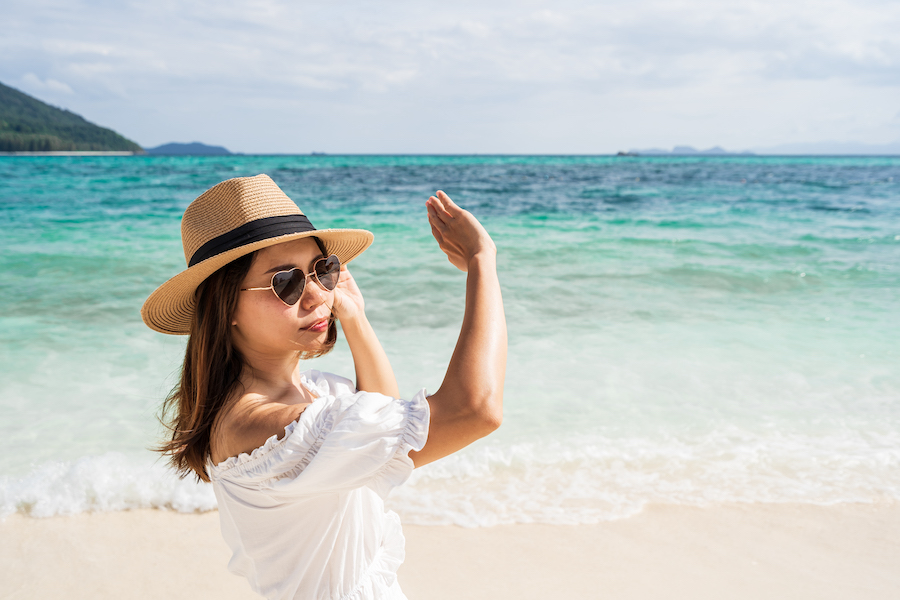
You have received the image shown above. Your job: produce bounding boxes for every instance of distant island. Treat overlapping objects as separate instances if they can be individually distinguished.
[145,142,233,155]
[0,81,142,153]
[620,146,754,156]
[752,140,900,155]
[618,142,900,156]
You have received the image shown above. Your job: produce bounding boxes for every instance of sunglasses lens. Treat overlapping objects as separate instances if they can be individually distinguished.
[315,255,341,291]
[268,256,340,306]
[272,269,306,305]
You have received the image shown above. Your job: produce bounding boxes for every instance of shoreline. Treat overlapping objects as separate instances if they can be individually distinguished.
[2,502,897,600]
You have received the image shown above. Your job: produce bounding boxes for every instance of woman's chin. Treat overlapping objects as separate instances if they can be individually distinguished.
[292,329,330,353]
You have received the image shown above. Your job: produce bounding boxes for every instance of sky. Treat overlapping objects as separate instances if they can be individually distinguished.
[2,0,899,154]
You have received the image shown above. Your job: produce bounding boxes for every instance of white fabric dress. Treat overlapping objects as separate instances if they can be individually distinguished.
[209,370,430,600]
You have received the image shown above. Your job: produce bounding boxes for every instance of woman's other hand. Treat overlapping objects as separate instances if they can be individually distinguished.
[331,265,364,322]
[427,190,496,272]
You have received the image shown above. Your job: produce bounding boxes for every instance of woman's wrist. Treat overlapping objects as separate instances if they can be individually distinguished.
[338,306,400,398]
[335,308,367,330]
[467,250,497,271]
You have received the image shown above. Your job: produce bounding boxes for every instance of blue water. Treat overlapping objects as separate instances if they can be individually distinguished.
[1,155,898,524]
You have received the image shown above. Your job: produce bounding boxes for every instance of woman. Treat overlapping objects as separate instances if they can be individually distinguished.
[141,174,506,600]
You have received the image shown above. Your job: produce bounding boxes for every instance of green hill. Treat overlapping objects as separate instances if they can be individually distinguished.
[0,81,143,152]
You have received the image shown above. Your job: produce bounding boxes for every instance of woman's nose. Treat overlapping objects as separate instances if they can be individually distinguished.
[299,275,328,310]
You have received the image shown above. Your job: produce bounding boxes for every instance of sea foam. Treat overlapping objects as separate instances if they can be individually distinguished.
[4,428,898,525]
[0,453,216,518]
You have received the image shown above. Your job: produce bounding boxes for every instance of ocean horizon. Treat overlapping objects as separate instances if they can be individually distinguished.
[1,154,898,526]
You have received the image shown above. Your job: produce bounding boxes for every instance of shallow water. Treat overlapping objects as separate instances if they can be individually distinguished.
[1,155,898,524]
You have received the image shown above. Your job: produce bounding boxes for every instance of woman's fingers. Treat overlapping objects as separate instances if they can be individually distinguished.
[429,192,456,222]
[430,221,444,245]
[427,199,446,228]
[426,199,443,227]
[435,190,457,215]
[427,189,494,273]
[331,264,365,319]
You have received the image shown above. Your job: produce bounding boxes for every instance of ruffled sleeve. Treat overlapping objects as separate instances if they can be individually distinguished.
[269,388,429,500]
[210,370,430,502]
[260,388,429,501]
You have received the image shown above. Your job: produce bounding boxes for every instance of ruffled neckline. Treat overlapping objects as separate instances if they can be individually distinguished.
[209,370,330,473]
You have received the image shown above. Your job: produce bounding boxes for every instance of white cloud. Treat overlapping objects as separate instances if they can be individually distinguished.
[0,0,898,152]
[20,73,73,95]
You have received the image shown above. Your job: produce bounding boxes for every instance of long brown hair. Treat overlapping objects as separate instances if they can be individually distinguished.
[157,242,338,482]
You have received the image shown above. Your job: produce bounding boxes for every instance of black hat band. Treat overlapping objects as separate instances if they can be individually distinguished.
[188,214,315,267]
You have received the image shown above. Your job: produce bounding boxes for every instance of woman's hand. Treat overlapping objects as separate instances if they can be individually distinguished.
[427,190,496,272]
[331,265,364,323]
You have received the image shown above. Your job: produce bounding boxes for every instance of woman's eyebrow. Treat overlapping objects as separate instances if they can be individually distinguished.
[263,263,296,275]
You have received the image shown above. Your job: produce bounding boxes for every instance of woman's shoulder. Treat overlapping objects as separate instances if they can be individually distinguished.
[210,370,356,470]
[211,394,310,467]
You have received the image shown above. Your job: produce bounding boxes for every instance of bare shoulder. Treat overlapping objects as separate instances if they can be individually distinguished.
[211,393,311,465]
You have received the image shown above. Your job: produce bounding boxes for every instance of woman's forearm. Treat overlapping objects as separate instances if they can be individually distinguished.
[440,253,506,423]
[340,312,401,398]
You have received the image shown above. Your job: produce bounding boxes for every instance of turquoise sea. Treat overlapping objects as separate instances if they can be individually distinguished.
[1,155,898,525]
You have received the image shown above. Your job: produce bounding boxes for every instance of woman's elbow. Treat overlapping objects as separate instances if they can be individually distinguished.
[481,407,503,433]
[474,393,503,434]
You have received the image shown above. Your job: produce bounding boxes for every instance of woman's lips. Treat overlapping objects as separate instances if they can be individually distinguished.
[304,319,329,332]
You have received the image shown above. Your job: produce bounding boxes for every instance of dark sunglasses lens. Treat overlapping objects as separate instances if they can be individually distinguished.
[271,269,305,305]
[315,255,341,291]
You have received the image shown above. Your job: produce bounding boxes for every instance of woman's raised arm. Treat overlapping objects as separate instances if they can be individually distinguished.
[410,191,507,468]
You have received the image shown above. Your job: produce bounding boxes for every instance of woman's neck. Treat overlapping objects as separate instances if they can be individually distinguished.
[239,348,304,398]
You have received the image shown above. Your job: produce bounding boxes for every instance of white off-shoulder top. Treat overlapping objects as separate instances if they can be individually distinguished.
[209,370,430,600]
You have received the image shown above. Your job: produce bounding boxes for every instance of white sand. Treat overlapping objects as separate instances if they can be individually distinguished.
[1,502,898,600]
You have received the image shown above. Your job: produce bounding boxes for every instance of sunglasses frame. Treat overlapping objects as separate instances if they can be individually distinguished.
[240,254,341,306]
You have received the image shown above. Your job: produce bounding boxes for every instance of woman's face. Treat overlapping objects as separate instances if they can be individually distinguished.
[231,238,333,356]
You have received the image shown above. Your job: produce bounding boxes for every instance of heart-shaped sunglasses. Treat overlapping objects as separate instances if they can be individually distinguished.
[240,254,341,306]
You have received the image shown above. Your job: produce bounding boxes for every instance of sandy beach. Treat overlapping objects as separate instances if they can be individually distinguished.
[2,502,898,600]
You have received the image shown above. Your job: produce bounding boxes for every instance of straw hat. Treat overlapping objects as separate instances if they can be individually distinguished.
[141,174,373,335]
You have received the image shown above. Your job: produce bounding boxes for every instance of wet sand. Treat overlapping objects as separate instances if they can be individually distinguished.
[1,502,898,600]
